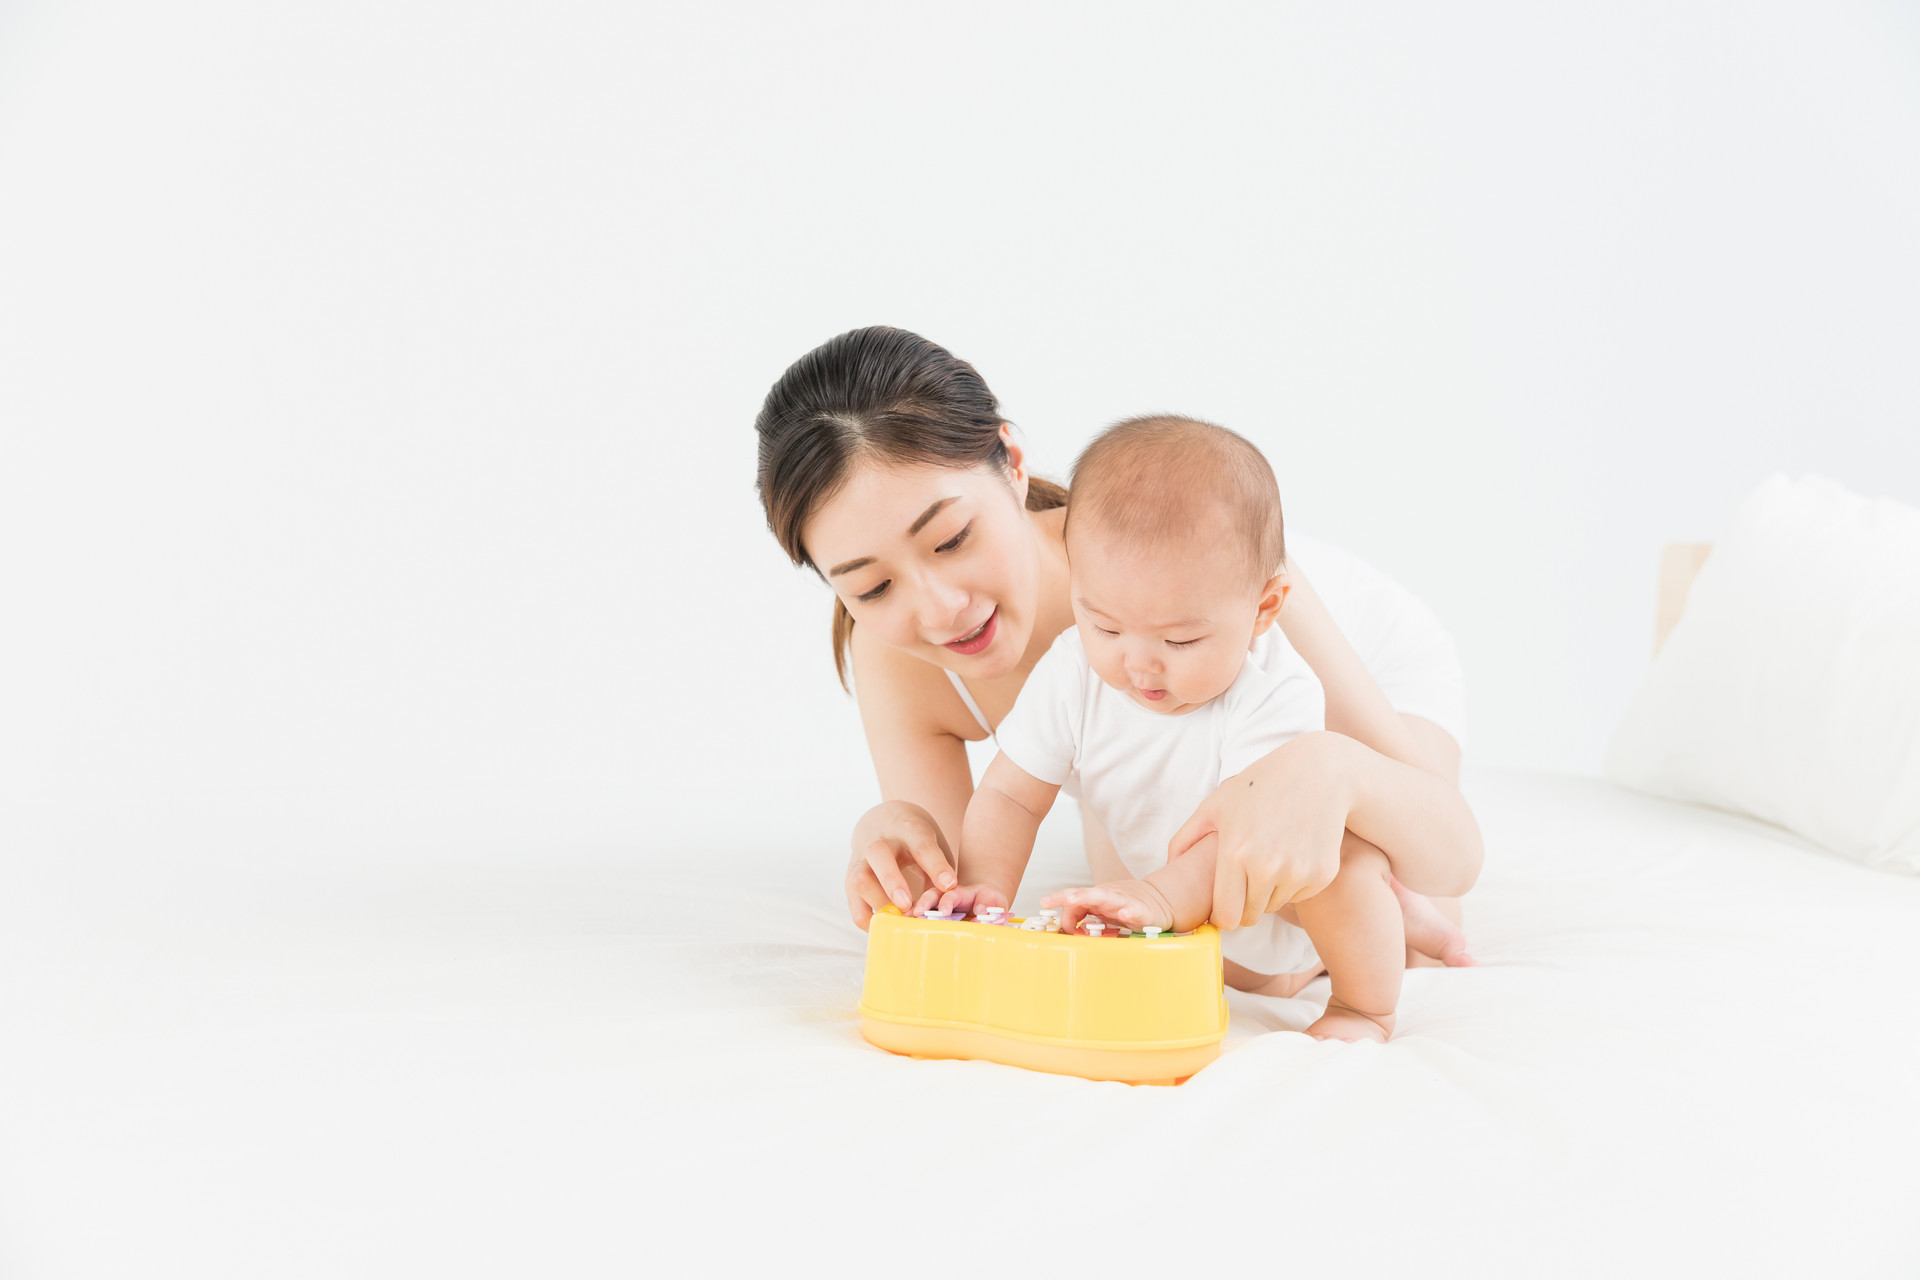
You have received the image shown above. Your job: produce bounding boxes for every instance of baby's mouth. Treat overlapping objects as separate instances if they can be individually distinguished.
[1137,687,1167,702]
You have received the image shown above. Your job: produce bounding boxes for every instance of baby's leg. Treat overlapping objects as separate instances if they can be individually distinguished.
[1396,882,1474,968]
[1223,959,1326,999]
[1292,833,1404,1042]
[1304,842,1470,969]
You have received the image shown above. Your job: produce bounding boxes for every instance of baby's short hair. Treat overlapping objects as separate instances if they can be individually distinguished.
[1066,415,1284,585]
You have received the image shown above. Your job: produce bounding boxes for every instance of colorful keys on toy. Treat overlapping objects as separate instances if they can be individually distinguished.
[922,904,1178,936]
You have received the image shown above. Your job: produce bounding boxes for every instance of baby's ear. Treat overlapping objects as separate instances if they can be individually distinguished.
[1251,571,1290,636]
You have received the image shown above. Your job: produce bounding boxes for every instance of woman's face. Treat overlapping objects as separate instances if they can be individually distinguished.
[802,453,1042,680]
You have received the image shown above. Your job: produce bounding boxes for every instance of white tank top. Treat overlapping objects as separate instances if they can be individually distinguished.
[944,668,994,737]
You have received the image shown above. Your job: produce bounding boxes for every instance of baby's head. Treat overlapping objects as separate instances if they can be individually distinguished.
[1064,415,1286,716]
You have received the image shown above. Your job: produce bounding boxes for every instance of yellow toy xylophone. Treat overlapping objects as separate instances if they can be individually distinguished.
[858,905,1228,1085]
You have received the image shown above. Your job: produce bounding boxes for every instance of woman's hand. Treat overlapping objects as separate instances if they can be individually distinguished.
[846,801,959,930]
[1166,732,1352,929]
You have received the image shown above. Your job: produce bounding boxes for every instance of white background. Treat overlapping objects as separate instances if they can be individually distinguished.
[2,0,1917,868]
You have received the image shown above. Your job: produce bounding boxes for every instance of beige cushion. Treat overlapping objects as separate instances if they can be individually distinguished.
[1607,474,1920,874]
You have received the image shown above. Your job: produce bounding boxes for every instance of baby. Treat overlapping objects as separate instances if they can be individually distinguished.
[935,415,1404,1042]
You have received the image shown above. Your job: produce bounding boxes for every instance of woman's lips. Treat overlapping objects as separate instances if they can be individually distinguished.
[943,609,998,656]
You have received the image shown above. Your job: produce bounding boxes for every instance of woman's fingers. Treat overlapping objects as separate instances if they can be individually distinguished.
[864,838,915,911]
[1304,863,1339,901]
[1210,857,1248,931]
[847,867,886,931]
[848,889,875,932]
[1240,887,1271,929]
[1231,849,1277,927]
[904,838,958,895]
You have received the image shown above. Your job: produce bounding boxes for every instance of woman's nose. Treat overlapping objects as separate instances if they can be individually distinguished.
[914,570,969,629]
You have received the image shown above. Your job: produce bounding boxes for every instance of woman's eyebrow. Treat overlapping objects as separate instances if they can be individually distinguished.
[907,496,960,536]
[828,556,875,578]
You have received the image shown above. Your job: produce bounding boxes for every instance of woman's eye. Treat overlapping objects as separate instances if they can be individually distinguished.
[934,523,972,554]
[858,581,891,603]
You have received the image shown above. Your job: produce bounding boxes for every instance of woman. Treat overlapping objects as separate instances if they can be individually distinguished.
[755,327,1480,979]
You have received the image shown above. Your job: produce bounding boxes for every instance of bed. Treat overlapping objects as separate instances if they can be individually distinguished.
[2,764,1916,1277]
[5,532,1917,1277]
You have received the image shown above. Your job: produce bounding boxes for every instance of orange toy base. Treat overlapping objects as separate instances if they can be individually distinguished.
[859,1014,1217,1086]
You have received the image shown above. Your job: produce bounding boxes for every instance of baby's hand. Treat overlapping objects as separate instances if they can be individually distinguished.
[909,882,1011,918]
[1041,880,1175,934]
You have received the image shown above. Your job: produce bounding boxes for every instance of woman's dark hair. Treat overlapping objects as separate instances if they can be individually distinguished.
[756,326,1067,690]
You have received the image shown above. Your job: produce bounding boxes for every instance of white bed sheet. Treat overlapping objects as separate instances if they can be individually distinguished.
[2,771,1917,1277]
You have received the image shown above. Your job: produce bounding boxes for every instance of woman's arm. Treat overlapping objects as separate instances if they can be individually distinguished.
[1173,732,1483,927]
[1306,732,1480,896]
[841,628,984,928]
[1169,557,1482,928]
[1273,558,1447,777]
[1400,713,1462,785]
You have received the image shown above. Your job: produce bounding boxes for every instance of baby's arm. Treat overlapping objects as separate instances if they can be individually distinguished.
[926,751,1061,915]
[1044,833,1223,933]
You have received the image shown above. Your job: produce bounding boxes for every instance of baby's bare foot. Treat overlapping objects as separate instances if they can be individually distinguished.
[1306,1000,1394,1043]
[1390,877,1475,968]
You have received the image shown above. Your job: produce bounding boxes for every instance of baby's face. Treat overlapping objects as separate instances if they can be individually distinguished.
[1067,521,1280,717]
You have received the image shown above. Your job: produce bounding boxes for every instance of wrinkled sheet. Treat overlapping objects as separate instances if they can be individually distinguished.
[2,771,1917,1277]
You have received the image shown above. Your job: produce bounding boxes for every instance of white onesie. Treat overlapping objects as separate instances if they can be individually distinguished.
[993,626,1327,976]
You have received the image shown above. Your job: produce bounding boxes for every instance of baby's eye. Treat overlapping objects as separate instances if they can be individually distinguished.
[1167,637,1203,649]
[934,523,972,554]
[858,581,891,603]
[1095,626,1119,637]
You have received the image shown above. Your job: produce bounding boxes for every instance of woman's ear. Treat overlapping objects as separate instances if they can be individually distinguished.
[998,422,1032,507]
[1251,569,1291,638]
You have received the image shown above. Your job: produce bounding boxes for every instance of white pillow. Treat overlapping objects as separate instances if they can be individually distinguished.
[1606,473,1920,874]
